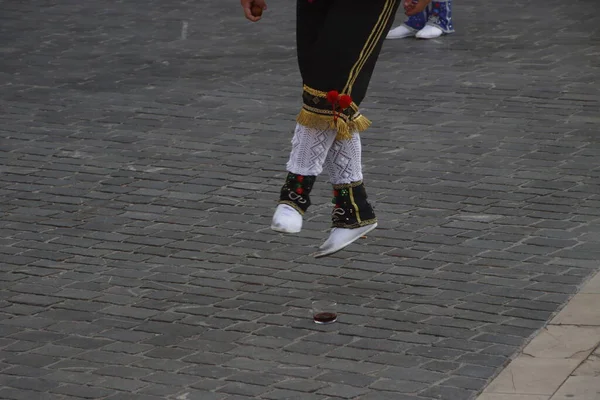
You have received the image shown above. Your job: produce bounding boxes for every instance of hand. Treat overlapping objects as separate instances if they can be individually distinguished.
[241,0,267,22]
[404,0,431,16]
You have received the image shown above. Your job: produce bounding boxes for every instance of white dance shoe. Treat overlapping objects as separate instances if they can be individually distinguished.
[271,204,303,234]
[386,25,416,39]
[313,223,377,258]
[416,25,443,39]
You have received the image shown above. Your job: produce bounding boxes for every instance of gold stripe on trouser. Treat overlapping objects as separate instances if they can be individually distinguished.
[342,0,395,95]
[345,0,395,94]
[348,185,362,224]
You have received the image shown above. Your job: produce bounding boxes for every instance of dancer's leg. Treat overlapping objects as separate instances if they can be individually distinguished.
[275,0,398,248]
[271,124,337,233]
[296,0,400,140]
[272,1,337,234]
[315,132,377,257]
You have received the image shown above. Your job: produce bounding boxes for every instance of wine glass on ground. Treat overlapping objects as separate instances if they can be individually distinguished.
[312,300,337,325]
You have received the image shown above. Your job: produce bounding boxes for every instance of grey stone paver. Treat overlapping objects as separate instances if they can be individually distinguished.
[1,0,600,399]
[477,270,600,399]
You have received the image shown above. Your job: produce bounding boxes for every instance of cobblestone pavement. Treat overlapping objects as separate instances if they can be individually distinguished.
[1,0,600,399]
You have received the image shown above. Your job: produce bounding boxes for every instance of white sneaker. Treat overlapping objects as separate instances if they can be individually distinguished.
[386,25,416,39]
[313,223,377,258]
[271,204,302,233]
[415,25,443,39]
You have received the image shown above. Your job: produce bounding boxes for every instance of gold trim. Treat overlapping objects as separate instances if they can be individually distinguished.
[303,85,328,98]
[299,105,369,124]
[302,104,349,119]
[302,104,365,125]
[354,1,396,92]
[303,85,360,114]
[279,200,305,215]
[347,0,395,94]
[332,181,364,190]
[297,109,371,140]
[332,218,377,229]
[346,0,395,93]
[348,185,362,224]
[297,107,343,130]
[353,114,371,132]
[343,0,395,95]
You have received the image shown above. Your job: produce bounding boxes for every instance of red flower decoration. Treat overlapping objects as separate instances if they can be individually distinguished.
[326,90,339,104]
[297,175,304,183]
[338,94,352,110]
[296,188,304,195]
[333,190,339,196]
[326,90,352,122]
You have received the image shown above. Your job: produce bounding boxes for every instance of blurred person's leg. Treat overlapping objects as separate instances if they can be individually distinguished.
[416,0,454,39]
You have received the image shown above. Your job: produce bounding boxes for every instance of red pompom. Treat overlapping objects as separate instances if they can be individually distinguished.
[326,90,339,104]
[296,175,304,183]
[338,94,353,110]
[296,187,304,195]
[333,190,339,196]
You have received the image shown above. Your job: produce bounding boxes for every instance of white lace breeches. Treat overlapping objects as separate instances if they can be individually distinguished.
[286,123,363,184]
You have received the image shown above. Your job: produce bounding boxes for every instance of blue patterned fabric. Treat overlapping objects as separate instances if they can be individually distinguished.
[404,0,454,34]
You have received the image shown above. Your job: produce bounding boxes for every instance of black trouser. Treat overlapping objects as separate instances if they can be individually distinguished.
[285,0,392,228]
[296,0,400,136]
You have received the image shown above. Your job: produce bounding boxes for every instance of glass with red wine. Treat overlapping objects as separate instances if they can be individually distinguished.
[312,300,337,325]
